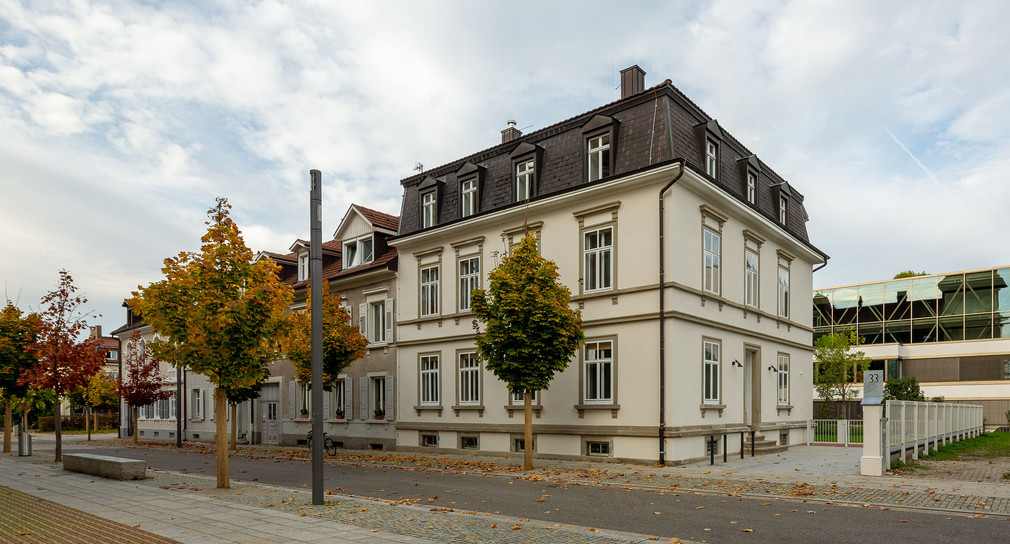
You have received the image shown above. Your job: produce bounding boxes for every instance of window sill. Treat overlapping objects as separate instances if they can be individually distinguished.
[699,404,725,418]
[504,405,542,419]
[451,404,484,417]
[414,405,443,416]
[777,404,793,415]
[574,403,620,418]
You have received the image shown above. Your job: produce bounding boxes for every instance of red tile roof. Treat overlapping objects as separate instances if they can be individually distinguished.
[356,205,399,231]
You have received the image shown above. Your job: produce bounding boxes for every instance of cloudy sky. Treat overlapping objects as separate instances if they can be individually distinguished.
[2,0,1008,332]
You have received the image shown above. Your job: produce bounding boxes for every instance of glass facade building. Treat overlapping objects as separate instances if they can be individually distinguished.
[814,267,1010,345]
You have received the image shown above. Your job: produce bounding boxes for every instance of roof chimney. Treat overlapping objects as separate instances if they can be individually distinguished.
[501,120,522,143]
[89,325,102,339]
[620,65,646,98]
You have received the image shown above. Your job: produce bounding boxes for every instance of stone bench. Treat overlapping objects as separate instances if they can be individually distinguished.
[62,453,147,480]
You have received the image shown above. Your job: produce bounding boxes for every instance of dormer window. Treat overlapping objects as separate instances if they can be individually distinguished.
[343,235,374,268]
[705,139,718,178]
[587,133,611,181]
[422,192,437,228]
[516,159,534,201]
[460,178,477,218]
[297,253,309,281]
[746,172,756,204]
[779,195,787,224]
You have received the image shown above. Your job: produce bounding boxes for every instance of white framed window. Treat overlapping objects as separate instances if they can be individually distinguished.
[419,355,440,406]
[779,195,787,224]
[777,354,790,405]
[703,229,721,294]
[298,253,309,281]
[587,441,611,456]
[703,340,720,404]
[584,340,613,403]
[369,300,386,344]
[422,192,437,228]
[106,349,118,361]
[511,388,538,405]
[371,376,386,416]
[420,265,440,317]
[705,139,718,177]
[745,249,759,308]
[343,235,374,269]
[778,265,790,318]
[333,378,345,417]
[300,383,311,415]
[169,392,177,420]
[158,397,170,419]
[460,178,477,218]
[191,389,202,419]
[142,403,154,419]
[458,352,480,405]
[458,257,480,312]
[583,227,613,292]
[516,158,534,201]
[746,172,756,204]
[587,133,611,181]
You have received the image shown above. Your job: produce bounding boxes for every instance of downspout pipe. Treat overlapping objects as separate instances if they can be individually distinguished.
[658,157,686,466]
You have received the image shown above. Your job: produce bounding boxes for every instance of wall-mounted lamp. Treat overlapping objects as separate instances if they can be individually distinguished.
[767,365,779,373]
[731,360,743,367]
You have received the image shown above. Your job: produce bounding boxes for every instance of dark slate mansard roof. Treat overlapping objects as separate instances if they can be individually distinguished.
[395,77,825,260]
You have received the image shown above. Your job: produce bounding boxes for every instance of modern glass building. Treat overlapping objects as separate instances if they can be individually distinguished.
[814,266,1010,427]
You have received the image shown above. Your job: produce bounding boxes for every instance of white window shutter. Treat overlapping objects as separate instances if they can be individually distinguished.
[288,380,297,418]
[384,298,394,343]
[322,388,330,417]
[359,377,368,419]
[358,303,368,336]
[345,379,353,417]
[385,376,394,421]
[208,389,215,421]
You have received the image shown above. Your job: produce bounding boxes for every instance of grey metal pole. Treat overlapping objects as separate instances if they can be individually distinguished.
[310,169,324,505]
[176,364,182,447]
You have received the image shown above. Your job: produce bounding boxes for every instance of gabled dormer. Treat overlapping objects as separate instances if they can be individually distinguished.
[333,204,400,271]
[288,240,310,281]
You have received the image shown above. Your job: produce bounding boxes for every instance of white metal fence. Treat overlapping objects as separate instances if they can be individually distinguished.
[808,419,863,446]
[885,400,984,465]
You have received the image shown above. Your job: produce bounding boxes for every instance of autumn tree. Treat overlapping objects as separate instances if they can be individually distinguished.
[281,289,367,390]
[0,302,41,453]
[118,330,170,444]
[20,270,105,461]
[893,270,928,279]
[69,371,118,440]
[814,330,871,419]
[131,198,293,488]
[471,232,584,470]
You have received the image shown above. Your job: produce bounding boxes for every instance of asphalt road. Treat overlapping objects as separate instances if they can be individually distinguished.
[64,442,1009,543]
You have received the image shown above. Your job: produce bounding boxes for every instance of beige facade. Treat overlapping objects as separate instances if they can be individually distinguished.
[393,162,823,464]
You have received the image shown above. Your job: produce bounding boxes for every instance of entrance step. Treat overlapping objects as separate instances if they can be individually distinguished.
[745,434,790,455]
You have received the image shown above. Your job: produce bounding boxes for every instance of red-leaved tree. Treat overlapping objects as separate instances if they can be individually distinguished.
[118,330,170,444]
[20,270,105,461]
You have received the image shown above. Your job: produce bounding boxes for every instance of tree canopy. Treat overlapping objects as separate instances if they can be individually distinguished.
[131,198,293,487]
[893,270,928,279]
[118,330,171,443]
[472,231,584,469]
[0,301,41,453]
[281,289,367,389]
[20,270,105,461]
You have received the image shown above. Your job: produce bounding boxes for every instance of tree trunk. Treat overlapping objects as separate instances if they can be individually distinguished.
[2,399,11,453]
[523,391,533,471]
[230,403,237,451]
[86,406,91,441]
[93,409,98,435]
[133,405,139,444]
[215,387,229,489]
[54,396,62,463]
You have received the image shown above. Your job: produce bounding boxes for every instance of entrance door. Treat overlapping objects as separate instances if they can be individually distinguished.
[259,383,280,445]
[744,351,753,426]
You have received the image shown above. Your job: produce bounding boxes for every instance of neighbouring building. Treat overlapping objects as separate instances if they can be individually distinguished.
[258,204,399,449]
[814,266,1010,428]
[390,66,827,464]
[88,325,121,380]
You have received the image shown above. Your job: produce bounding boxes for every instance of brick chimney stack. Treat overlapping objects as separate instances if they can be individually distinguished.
[501,120,522,143]
[620,65,646,98]
[89,325,102,339]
